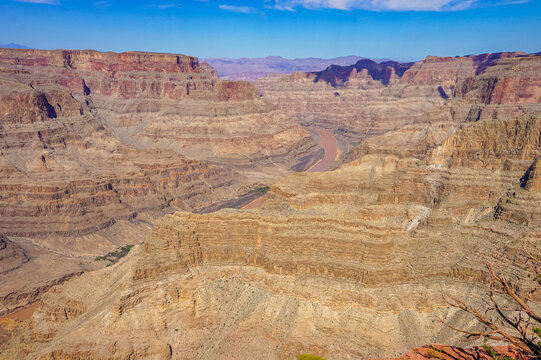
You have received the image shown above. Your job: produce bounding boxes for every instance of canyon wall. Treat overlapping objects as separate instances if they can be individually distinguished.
[256,53,541,160]
[5,112,540,359]
[1,50,540,359]
[0,48,319,316]
[0,49,319,182]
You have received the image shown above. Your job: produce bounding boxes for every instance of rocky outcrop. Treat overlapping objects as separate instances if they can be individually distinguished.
[376,344,527,360]
[0,49,314,315]
[0,72,251,314]
[0,77,242,244]
[522,158,541,192]
[451,55,541,123]
[1,49,540,359]
[0,233,100,316]
[0,48,323,314]
[313,59,414,86]
[400,52,522,87]
[6,112,541,359]
[0,236,28,276]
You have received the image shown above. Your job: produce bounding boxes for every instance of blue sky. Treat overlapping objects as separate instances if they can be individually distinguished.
[0,0,539,60]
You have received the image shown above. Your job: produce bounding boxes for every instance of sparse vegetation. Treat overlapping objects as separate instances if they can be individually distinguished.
[248,186,270,193]
[95,245,134,265]
[297,354,327,360]
[482,338,518,360]
[443,246,541,359]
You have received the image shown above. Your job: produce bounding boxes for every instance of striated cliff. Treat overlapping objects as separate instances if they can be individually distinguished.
[0,48,320,316]
[0,76,241,244]
[256,53,541,160]
[4,112,540,359]
[0,49,318,180]
[1,49,540,359]
[312,59,414,87]
[0,72,247,314]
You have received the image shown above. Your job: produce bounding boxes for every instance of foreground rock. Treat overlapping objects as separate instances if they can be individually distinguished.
[376,344,526,360]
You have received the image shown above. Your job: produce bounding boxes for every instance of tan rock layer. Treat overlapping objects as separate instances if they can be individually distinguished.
[0,48,319,174]
[7,114,540,359]
[256,53,541,161]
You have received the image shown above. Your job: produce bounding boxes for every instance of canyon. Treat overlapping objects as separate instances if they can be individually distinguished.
[0,49,540,360]
[0,48,319,316]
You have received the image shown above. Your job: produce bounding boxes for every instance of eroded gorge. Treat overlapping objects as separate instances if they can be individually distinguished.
[0,48,540,360]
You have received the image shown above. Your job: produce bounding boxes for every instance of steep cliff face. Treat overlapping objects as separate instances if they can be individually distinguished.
[1,49,540,359]
[0,49,318,179]
[312,59,414,87]
[451,55,541,123]
[400,52,522,87]
[0,76,241,243]
[0,75,246,317]
[0,49,318,316]
[7,113,540,359]
[0,48,322,314]
[256,53,540,159]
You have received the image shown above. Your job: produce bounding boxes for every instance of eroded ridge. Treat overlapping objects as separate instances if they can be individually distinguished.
[5,111,540,359]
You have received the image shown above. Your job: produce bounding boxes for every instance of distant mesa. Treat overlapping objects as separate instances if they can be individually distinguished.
[203,55,397,80]
[312,58,415,86]
[0,43,33,49]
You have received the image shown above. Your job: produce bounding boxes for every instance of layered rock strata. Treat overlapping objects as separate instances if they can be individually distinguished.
[0,76,241,247]
[256,53,541,159]
[0,48,322,314]
[6,113,541,359]
[0,49,319,181]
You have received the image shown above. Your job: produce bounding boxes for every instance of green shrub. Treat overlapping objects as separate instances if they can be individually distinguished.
[94,244,134,264]
[297,354,327,360]
[482,338,518,360]
[248,186,270,193]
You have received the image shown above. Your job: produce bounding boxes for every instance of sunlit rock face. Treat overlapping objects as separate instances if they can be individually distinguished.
[6,112,540,359]
[256,53,541,159]
[0,49,319,181]
[1,50,540,360]
[0,48,319,317]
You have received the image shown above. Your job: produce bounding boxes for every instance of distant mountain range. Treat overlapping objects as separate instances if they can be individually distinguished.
[203,55,395,80]
[0,43,33,49]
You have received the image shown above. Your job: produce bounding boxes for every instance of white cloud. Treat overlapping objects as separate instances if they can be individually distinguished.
[93,1,109,9]
[219,4,258,13]
[13,0,59,4]
[270,0,529,11]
